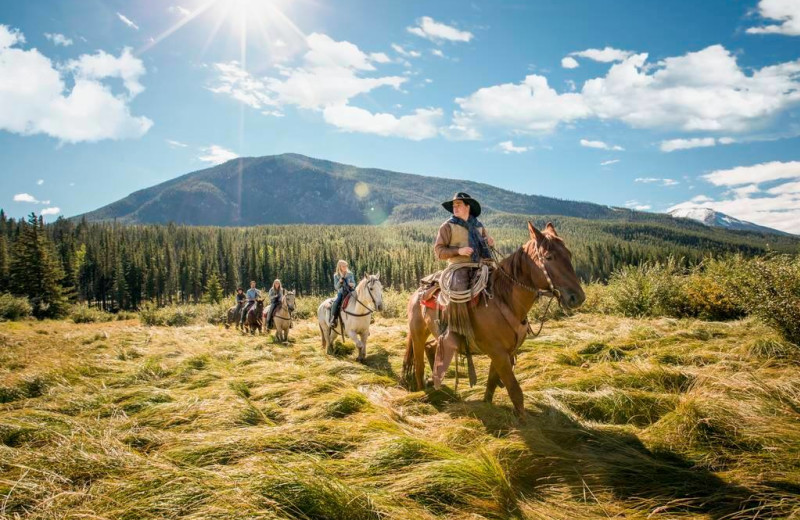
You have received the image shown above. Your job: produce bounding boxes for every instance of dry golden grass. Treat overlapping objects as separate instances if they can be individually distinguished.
[1,311,798,519]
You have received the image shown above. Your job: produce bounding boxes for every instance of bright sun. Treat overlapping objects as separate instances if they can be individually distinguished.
[138,0,305,63]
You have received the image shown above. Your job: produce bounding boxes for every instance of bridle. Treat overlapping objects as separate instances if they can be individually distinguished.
[342,277,381,317]
[491,238,564,337]
[492,240,561,300]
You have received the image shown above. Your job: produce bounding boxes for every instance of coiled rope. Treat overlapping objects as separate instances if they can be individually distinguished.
[439,262,490,304]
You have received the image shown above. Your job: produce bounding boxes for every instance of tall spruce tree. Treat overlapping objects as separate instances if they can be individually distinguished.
[203,272,224,304]
[8,213,69,318]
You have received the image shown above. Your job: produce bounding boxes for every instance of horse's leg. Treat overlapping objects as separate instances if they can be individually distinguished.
[492,353,526,422]
[348,327,363,362]
[483,360,501,403]
[358,329,369,362]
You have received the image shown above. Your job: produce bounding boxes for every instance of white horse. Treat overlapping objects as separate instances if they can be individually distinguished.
[317,274,384,362]
[262,290,296,342]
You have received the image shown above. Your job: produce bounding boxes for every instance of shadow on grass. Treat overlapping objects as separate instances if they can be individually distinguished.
[362,347,399,380]
[446,401,788,519]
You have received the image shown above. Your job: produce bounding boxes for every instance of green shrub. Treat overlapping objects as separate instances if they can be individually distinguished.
[294,294,326,319]
[138,303,198,327]
[732,255,800,345]
[69,304,114,323]
[605,259,687,317]
[0,293,32,321]
[378,289,412,319]
[682,256,748,321]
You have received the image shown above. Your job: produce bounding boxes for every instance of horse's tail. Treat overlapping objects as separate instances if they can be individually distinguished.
[402,331,414,389]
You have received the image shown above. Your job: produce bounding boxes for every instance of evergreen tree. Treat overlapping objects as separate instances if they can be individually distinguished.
[203,272,224,304]
[8,213,69,318]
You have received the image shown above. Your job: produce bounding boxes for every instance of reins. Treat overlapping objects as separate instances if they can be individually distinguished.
[490,243,561,338]
[341,279,379,317]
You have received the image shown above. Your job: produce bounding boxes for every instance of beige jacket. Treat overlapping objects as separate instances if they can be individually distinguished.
[434,220,488,264]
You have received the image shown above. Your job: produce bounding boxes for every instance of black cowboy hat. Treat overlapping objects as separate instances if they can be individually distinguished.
[441,192,481,217]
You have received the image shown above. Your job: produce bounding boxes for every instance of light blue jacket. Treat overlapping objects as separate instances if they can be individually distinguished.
[246,288,261,302]
[334,271,355,292]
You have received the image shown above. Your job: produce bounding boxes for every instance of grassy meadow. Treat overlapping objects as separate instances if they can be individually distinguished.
[1,299,799,519]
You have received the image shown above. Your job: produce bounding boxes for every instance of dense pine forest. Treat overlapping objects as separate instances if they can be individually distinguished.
[0,210,798,313]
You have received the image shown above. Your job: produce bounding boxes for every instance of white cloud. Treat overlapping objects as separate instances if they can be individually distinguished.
[580,139,624,151]
[0,25,152,143]
[497,140,529,154]
[571,47,633,63]
[407,16,473,42]
[209,32,440,140]
[635,177,678,186]
[168,5,191,17]
[369,52,391,64]
[660,137,716,152]
[561,56,579,69]
[198,145,238,165]
[453,44,800,136]
[767,180,800,194]
[210,34,406,111]
[116,13,139,30]
[0,25,24,47]
[703,160,800,186]
[670,160,800,233]
[432,49,445,58]
[44,32,73,47]
[37,179,44,185]
[166,139,188,148]
[728,184,761,198]
[747,0,800,36]
[391,44,421,58]
[456,74,590,132]
[600,159,620,166]
[13,193,38,203]
[40,207,60,216]
[322,105,442,140]
[66,47,146,97]
[624,200,651,210]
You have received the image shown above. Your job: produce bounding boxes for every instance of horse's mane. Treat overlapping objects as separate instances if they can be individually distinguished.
[491,233,560,306]
[355,275,377,293]
[491,244,531,307]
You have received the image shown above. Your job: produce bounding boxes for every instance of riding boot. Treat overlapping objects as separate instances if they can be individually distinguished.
[432,331,459,390]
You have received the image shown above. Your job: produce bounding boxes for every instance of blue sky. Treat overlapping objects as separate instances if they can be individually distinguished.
[2,0,800,232]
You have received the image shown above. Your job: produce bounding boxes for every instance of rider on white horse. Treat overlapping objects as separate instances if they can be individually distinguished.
[265,279,283,330]
[328,260,355,328]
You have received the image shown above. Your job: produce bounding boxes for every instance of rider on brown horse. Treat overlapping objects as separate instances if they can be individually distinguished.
[433,192,495,388]
[240,281,261,328]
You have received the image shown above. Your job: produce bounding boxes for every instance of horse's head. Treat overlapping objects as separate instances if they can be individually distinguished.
[526,221,585,310]
[285,291,296,312]
[363,274,384,312]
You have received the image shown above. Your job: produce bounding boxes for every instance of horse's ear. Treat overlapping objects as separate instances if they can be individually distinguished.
[545,222,558,237]
[376,273,380,280]
[528,221,546,243]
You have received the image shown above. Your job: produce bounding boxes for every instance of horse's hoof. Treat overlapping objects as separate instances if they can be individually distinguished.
[425,378,435,388]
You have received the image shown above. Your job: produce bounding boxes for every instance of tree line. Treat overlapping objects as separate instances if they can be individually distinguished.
[0,210,796,313]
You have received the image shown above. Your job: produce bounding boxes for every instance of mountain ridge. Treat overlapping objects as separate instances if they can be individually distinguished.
[77,153,790,237]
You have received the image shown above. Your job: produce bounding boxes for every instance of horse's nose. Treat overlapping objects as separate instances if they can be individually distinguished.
[569,290,586,308]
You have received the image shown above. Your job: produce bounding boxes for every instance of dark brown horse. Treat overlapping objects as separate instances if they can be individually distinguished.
[403,222,585,420]
[243,299,264,335]
[225,303,244,330]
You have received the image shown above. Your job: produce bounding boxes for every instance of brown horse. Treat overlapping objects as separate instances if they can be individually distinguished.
[225,303,244,330]
[243,299,264,334]
[403,221,585,420]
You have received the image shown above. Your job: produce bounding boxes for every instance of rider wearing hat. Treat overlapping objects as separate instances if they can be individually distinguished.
[432,192,495,388]
[435,191,495,268]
